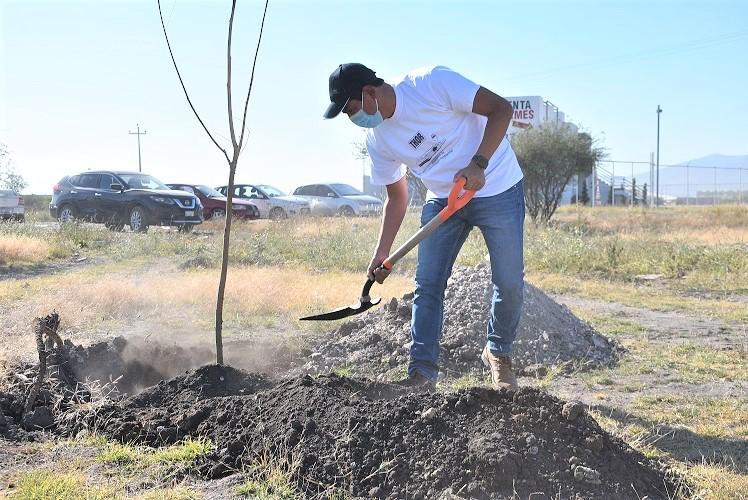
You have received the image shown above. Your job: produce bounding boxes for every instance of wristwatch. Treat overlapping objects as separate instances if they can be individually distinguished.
[471,154,489,170]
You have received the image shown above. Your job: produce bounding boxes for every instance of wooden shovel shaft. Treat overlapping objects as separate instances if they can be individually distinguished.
[382,214,444,270]
[382,178,475,271]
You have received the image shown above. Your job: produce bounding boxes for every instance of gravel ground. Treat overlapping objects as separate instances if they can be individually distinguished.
[304,264,621,380]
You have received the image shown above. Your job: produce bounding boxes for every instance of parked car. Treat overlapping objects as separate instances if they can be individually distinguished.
[292,183,383,216]
[0,189,24,222]
[215,184,310,219]
[167,183,260,220]
[50,171,203,232]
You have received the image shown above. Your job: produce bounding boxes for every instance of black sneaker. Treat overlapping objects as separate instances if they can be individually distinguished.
[395,371,436,391]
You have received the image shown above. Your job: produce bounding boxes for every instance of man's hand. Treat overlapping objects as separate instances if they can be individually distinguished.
[367,252,391,284]
[454,161,486,191]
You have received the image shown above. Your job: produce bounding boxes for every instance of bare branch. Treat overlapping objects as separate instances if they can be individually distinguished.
[238,0,270,150]
[157,0,231,165]
[226,0,238,150]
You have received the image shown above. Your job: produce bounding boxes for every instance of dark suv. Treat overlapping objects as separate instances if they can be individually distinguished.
[50,171,203,232]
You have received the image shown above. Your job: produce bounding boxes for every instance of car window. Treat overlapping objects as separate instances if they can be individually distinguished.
[316,185,336,197]
[173,185,195,194]
[247,186,263,199]
[293,186,308,195]
[234,186,246,198]
[68,175,80,186]
[257,185,285,197]
[119,174,168,190]
[78,174,101,188]
[331,183,363,196]
[99,174,117,190]
[197,185,224,197]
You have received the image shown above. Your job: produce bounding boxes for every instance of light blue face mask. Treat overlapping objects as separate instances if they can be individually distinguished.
[349,92,383,128]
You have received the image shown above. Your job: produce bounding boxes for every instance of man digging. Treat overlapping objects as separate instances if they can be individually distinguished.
[324,64,524,390]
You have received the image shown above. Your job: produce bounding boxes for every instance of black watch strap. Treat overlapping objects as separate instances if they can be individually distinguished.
[472,154,489,170]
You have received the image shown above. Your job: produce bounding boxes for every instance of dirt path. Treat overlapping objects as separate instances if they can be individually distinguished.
[540,294,748,473]
[551,294,746,349]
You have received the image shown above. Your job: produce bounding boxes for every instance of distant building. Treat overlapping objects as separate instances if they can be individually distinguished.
[504,96,577,139]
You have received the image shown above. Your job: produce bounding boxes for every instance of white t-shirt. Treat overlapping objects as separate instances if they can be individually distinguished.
[367,66,523,198]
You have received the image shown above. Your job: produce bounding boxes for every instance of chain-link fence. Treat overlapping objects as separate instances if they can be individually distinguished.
[566,160,748,207]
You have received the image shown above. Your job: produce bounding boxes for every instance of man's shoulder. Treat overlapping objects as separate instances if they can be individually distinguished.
[394,65,451,86]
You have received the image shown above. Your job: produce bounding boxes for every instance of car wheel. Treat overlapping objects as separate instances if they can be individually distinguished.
[269,207,286,220]
[129,206,149,233]
[211,208,226,219]
[15,215,25,223]
[58,205,76,223]
[338,205,355,217]
[178,224,194,233]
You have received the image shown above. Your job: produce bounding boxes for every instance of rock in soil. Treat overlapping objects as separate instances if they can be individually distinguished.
[59,365,674,499]
[304,264,621,379]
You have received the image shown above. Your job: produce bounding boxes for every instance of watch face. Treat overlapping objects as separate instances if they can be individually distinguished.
[473,155,489,169]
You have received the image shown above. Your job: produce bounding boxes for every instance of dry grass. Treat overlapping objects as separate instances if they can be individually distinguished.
[554,204,748,231]
[0,264,413,362]
[0,235,51,265]
[527,272,748,323]
[631,395,748,439]
[679,462,748,500]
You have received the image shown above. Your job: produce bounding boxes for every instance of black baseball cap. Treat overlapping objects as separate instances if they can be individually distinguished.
[323,63,384,119]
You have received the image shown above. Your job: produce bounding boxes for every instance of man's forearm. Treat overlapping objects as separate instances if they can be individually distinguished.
[375,181,409,256]
[471,88,514,163]
[475,99,513,161]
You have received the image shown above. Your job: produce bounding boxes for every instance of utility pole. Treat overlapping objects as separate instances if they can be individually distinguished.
[129,123,147,173]
[650,152,654,207]
[656,105,662,207]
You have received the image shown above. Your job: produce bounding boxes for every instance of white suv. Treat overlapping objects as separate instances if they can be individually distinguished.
[0,189,24,222]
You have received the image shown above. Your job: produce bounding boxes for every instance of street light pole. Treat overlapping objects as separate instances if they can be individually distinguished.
[129,123,147,173]
[656,105,662,207]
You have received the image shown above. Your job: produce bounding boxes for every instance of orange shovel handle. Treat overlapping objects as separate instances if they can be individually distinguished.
[438,177,476,221]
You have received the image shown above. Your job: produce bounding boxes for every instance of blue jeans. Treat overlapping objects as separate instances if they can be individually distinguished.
[409,180,525,381]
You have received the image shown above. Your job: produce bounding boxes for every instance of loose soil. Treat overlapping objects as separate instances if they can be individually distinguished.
[1,339,678,499]
[304,265,620,380]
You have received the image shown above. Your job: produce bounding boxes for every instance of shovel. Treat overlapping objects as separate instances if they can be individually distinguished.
[300,177,476,321]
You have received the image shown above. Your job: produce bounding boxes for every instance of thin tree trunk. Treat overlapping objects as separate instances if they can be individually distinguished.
[215,157,238,365]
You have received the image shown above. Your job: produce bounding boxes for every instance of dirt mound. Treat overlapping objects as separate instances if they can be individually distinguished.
[61,365,674,499]
[304,264,620,379]
[0,336,213,437]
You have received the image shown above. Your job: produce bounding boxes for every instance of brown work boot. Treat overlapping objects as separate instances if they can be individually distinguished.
[481,346,518,391]
[394,371,436,392]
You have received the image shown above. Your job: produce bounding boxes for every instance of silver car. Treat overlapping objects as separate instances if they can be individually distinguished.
[0,189,24,222]
[292,183,383,217]
[216,184,310,219]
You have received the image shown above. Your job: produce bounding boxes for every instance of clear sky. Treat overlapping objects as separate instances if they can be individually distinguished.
[1,0,747,194]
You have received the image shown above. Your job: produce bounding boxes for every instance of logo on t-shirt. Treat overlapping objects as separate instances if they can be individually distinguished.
[416,133,449,169]
[408,132,425,149]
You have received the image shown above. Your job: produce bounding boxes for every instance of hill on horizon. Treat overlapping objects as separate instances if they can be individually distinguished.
[631,154,748,198]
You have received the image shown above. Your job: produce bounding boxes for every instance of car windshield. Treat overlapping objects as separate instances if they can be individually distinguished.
[331,184,364,196]
[197,185,225,198]
[257,185,285,197]
[119,174,168,190]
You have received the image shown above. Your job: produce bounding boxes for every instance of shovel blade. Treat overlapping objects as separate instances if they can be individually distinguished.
[300,297,381,321]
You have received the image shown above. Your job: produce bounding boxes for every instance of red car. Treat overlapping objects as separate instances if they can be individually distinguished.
[167,184,260,220]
